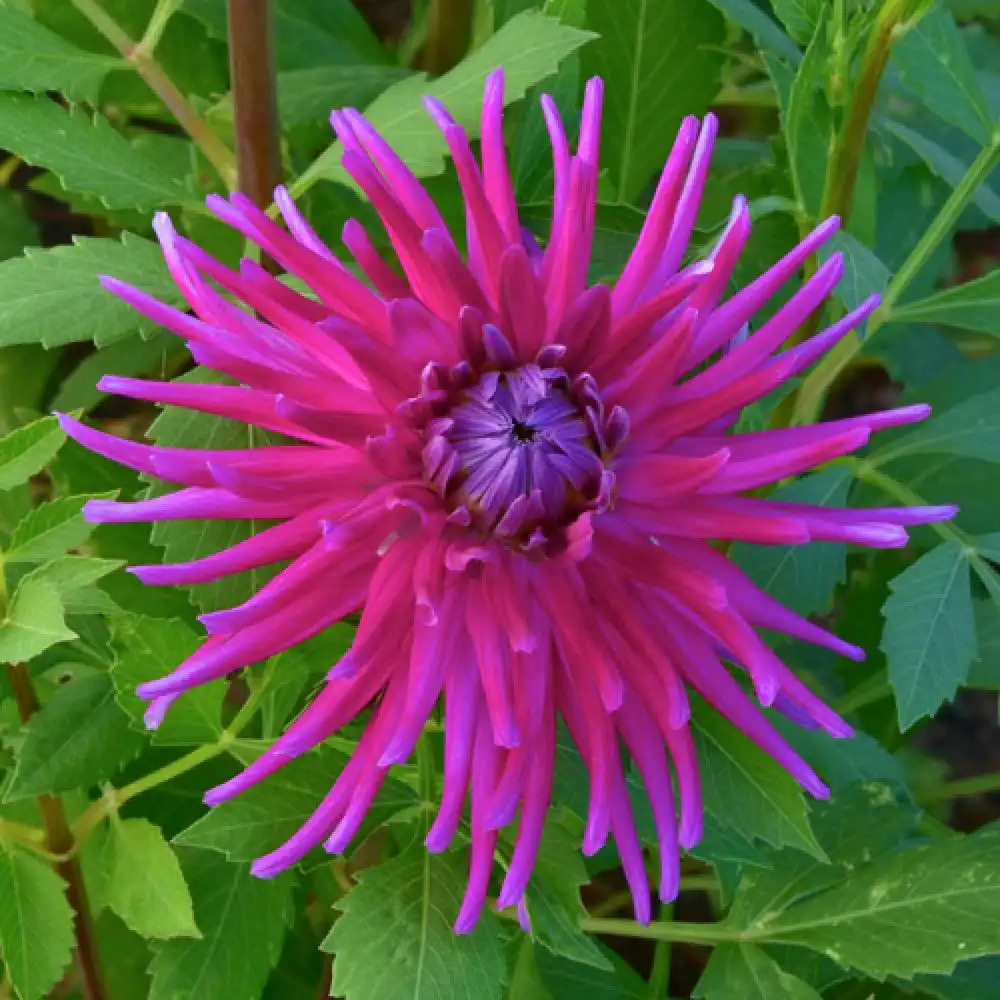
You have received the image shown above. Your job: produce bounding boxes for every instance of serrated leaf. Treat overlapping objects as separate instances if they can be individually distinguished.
[6,672,145,799]
[893,6,993,145]
[915,956,1000,1000]
[0,3,120,102]
[0,234,185,349]
[730,466,851,618]
[583,0,725,202]
[692,698,824,858]
[112,615,224,746]
[148,851,292,1000]
[727,783,920,931]
[882,118,1000,223]
[748,825,1000,979]
[705,0,800,63]
[105,818,201,940]
[881,541,976,729]
[0,845,75,1000]
[0,577,76,663]
[293,12,594,196]
[326,845,507,1000]
[23,554,123,603]
[524,821,610,970]
[872,386,1000,465]
[5,494,104,563]
[0,415,65,491]
[890,269,1000,336]
[695,942,824,1000]
[0,94,192,210]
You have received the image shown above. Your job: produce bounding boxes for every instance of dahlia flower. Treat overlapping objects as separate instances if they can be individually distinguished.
[61,70,952,932]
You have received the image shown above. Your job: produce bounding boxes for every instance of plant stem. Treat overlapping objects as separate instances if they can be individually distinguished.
[5,664,106,1000]
[226,0,281,211]
[918,771,1000,805]
[138,0,184,53]
[792,127,1000,425]
[418,0,474,75]
[67,0,237,189]
[819,0,909,231]
[647,901,674,999]
[581,916,734,945]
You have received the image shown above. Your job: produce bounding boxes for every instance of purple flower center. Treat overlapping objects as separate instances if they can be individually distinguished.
[416,346,628,553]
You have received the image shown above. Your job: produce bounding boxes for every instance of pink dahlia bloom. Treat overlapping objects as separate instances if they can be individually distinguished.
[62,71,952,932]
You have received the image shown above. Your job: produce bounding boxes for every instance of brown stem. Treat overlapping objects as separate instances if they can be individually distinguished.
[5,664,106,1000]
[226,0,281,211]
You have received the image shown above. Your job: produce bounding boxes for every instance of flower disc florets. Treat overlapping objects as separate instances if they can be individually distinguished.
[409,328,624,553]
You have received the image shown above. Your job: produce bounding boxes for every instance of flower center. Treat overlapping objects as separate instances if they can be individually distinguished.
[416,356,627,553]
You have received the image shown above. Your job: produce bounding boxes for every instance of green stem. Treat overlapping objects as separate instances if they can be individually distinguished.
[792,128,1000,425]
[138,0,183,52]
[67,0,237,189]
[647,901,674,999]
[581,917,734,945]
[918,771,1000,805]
[416,729,437,833]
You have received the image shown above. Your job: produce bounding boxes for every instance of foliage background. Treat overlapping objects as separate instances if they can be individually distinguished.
[0,0,999,998]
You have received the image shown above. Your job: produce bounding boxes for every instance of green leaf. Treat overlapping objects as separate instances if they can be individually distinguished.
[890,269,1000,336]
[0,577,76,663]
[727,783,920,932]
[0,415,65,491]
[873,386,1000,465]
[747,825,1000,979]
[0,845,75,1000]
[915,956,1000,1000]
[692,698,824,859]
[112,615,224,746]
[23,554,123,602]
[784,21,830,216]
[6,672,145,799]
[882,118,1000,224]
[293,12,594,196]
[0,234,185,349]
[105,819,201,941]
[704,0,800,62]
[730,466,851,618]
[0,94,192,210]
[524,820,610,970]
[583,0,725,202]
[0,3,120,102]
[821,231,890,314]
[276,65,414,126]
[892,6,993,145]
[535,941,649,1000]
[5,494,103,564]
[148,851,293,1000]
[326,845,507,1000]
[881,540,976,729]
[174,746,346,860]
[695,942,824,1000]
[970,595,1000,689]
[771,0,823,46]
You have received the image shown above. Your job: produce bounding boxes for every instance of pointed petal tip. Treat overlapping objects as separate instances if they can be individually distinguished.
[249,855,284,879]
